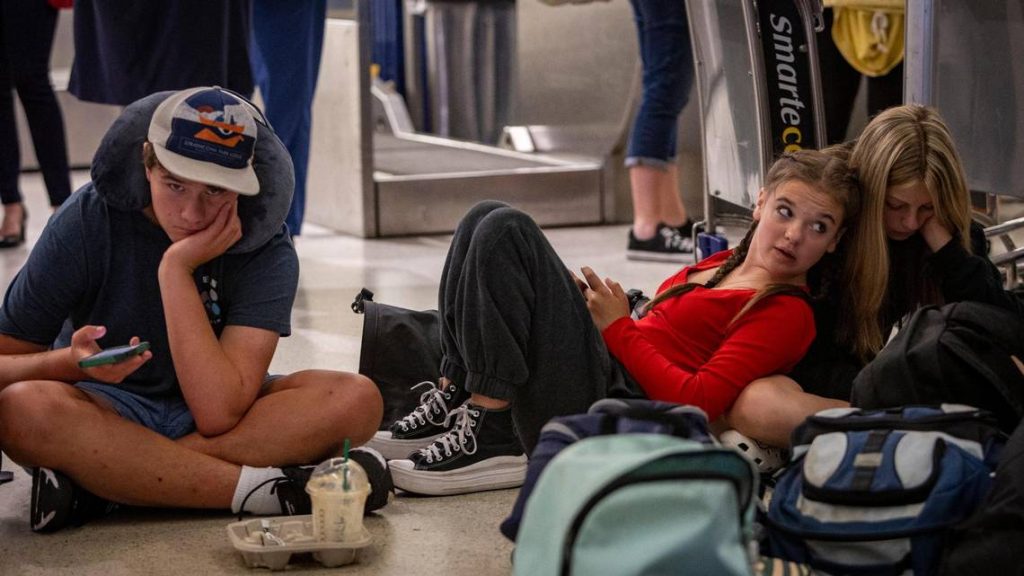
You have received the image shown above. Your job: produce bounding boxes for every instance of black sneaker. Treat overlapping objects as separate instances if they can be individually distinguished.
[247,453,393,517]
[389,403,527,496]
[348,447,394,514]
[270,466,315,516]
[627,222,695,263]
[675,220,695,239]
[31,467,117,533]
[367,380,470,460]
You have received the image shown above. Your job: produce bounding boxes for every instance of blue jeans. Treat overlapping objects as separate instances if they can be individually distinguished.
[625,0,694,169]
[250,0,327,236]
[75,375,284,440]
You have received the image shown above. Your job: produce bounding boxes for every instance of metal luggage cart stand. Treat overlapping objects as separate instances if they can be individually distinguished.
[306,0,648,238]
[905,0,1024,288]
[684,0,827,256]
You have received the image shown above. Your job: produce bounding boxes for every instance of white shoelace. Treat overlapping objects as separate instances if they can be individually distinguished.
[417,404,479,464]
[659,227,694,251]
[395,381,457,431]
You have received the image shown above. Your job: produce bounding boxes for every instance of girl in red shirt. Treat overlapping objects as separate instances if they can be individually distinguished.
[378,149,863,496]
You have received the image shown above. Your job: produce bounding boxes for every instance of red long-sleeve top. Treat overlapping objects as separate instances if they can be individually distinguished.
[602,250,815,421]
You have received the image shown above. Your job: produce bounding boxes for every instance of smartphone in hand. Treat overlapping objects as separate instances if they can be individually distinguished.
[78,342,150,368]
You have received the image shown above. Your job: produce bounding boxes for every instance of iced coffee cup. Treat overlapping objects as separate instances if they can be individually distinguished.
[305,457,372,542]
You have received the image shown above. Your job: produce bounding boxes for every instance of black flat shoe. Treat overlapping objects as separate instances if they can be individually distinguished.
[0,210,26,249]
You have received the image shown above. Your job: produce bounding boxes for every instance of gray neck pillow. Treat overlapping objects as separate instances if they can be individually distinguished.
[90,90,295,254]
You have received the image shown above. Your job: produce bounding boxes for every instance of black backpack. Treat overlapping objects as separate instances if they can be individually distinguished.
[851,301,1024,432]
[939,416,1024,575]
[351,288,442,429]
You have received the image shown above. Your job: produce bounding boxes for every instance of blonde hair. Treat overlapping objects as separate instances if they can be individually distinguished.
[848,104,972,355]
[647,150,862,325]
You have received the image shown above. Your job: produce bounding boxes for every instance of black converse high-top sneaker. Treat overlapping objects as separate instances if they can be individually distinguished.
[389,403,527,496]
[367,380,470,460]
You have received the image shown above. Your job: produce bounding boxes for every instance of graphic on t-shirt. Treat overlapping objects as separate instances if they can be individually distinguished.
[199,274,223,328]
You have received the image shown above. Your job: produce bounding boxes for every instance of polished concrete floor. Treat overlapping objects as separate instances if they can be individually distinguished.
[0,171,683,576]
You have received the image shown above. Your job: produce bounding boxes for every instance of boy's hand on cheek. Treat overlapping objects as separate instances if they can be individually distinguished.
[163,200,242,272]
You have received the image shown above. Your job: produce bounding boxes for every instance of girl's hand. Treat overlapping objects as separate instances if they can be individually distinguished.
[568,269,588,294]
[163,199,242,272]
[580,266,630,331]
[920,212,954,253]
[71,325,152,384]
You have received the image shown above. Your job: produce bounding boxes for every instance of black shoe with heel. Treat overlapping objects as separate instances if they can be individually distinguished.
[0,209,27,249]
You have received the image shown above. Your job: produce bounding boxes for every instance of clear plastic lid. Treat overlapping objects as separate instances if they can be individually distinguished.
[305,457,371,495]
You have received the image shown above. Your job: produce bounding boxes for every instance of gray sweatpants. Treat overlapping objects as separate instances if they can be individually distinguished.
[438,201,634,452]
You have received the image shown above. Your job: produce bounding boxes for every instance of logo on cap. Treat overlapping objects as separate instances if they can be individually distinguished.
[165,90,257,170]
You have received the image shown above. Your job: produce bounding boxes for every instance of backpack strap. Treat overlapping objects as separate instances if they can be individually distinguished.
[852,429,891,492]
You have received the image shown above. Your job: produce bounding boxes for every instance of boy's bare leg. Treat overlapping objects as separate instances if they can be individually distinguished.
[0,381,237,508]
[0,370,381,508]
[177,370,382,467]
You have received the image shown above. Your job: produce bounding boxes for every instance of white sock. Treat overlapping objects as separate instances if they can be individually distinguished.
[231,466,287,515]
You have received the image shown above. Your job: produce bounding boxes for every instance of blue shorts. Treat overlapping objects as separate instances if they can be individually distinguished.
[75,375,284,440]
[75,381,196,440]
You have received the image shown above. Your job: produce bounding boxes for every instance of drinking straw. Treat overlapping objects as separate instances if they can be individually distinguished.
[342,438,351,491]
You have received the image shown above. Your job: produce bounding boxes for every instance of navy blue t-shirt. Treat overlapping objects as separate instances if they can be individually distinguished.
[0,186,298,398]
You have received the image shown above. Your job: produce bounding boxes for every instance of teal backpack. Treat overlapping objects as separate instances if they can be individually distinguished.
[511,432,759,576]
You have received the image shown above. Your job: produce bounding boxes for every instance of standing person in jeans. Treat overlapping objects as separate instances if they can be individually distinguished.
[249,0,327,237]
[0,0,73,248]
[625,0,696,262]
[369,149,870,496]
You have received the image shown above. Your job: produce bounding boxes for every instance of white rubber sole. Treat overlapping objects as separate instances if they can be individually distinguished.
[365,430,445,461]
[389,454,528,496]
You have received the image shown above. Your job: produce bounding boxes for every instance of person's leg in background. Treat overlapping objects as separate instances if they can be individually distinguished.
[250,0,327,237]
[0,5,22,233]
[388,202,615,495]
[816,8,863,146]
[866,61,903,118]
[625,0,695,263]
[817,7,903,145]
[0,0,71,247]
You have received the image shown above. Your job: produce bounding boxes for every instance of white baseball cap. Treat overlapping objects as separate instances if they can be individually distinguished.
[147,86,260,196]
